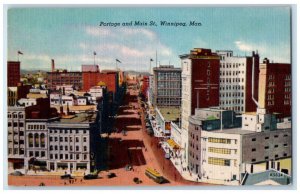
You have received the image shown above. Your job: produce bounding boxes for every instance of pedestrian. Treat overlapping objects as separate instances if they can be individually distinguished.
[80,179,83,183]
[69,179,71,184]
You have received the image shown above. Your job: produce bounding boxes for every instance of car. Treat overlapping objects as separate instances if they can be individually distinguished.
[107,172,116,178]
[10,171,24,176]
[83,174,98,180]
[60,174,73,179]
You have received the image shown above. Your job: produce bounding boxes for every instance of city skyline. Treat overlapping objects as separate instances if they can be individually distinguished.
[8,7,291,71]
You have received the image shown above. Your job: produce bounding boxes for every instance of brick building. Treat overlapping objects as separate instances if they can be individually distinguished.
[141,75,149,98]
[8,61,20,87]
[179,48,220,166]
[47,71,82,91]
[82,71,118,93]
[258,58,291,119]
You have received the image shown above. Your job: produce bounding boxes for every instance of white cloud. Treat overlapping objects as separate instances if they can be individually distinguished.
[234,40,266,53]
[234,40,290,63]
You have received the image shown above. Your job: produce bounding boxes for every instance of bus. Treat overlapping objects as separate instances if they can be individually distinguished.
[145,167,165,184]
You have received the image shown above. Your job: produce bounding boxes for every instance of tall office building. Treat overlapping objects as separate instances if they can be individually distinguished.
[179,48,220,164]
[152,65,181,107]
[216,50,260,113]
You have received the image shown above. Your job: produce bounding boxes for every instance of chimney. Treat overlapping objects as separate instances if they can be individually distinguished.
[51,59,55,72]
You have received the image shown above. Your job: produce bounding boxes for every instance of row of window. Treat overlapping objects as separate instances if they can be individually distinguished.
[49,153,88,160]
[208,137,235,144]
[220,62,245,68]
[28,124,46,130]
[50,129,87,134]
[219,76,245,83]
[220,99,244,105]
[208,157,231,166]
[8,122,24,127]
[8,113,24,119]
[28,150,46,158]
[49,145,88,152]
[49,136,87,143]
[252,153,288,162]
[208,147,235,155]
[8,148,24,155]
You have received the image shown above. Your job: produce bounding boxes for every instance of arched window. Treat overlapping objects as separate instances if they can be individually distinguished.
[40,133,46,147]
[28,133,33,147]
[34,133,39,147]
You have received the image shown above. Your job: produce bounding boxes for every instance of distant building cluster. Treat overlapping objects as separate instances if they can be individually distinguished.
[7,61,126,175]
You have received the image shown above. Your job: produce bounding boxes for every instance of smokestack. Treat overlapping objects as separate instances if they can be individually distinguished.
[251,55,259,107]
[51,59,55,72]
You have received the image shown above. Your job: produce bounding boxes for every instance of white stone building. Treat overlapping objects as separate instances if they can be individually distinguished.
[216,50,259,113]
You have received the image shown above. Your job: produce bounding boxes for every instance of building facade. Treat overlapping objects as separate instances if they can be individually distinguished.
[187,107,291,185]
[152,65,181,107]
[47,71,82,91]
[46,113,100,174]
[216,50,260,113]
[8,61,20,87]
[179,48,220,165]
[258,58,291,119]
[8,107,26,170]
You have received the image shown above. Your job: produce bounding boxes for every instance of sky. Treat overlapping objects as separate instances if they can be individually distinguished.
[7,7,291,71]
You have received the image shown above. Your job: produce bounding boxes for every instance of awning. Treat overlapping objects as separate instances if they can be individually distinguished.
[166,139,181,149]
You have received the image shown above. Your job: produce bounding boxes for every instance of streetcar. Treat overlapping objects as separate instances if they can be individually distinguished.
[145,167,165,184]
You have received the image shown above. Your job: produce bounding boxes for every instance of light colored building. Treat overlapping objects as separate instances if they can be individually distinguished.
[18,98,37,107]
[24,117,59,172]
[8,107,26,171]
[8,87,18,106]
[50,93,74,106]
[55,85,74,95]
[216,50,259,113]
[187,107,291,185]
[152,65,181,107]
[46,113,100,174]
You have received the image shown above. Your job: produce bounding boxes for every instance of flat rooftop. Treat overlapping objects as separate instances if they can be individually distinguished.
[156,107,180,121]
[212,127,255,135]
[59,112,97,124]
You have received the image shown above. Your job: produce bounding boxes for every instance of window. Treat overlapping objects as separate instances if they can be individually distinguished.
[208,137,231,144]
[41,151,45,157]
[251,159,256,162]
[252,138,256,142]
[274,145,278,148]
[265,146,269,150]
[60,154,63,159]
[252,148,256,152]
[83,137,87,142]
[274,135,279,138]
[65,146,68,151]
[208,157,230,166]
[76,146,79,151]
[208,147,231,154]
[284,143,288,147]
[265,156,269,160]
[275,154,278,158]
[76,137,79,142]
[265,137,269,140]
[83,146,87,151]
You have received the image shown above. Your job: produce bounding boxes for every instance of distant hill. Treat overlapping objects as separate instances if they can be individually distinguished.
[124,71,151,76]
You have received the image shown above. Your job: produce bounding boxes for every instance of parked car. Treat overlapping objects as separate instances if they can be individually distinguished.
[83,174,98,180]
[60,174,73,179]
[10,171,24,176]
[107,172,116,178]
